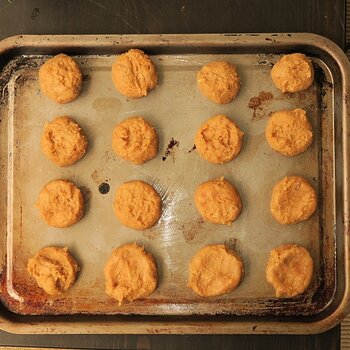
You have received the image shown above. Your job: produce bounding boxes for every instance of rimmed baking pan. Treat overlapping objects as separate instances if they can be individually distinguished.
[0,33,348,334]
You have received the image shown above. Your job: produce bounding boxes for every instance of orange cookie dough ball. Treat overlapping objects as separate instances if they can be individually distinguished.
[271,53,314,93]
[112,116,158,165]
[265,108,313,156]
[39,53,82,104]
[113,180,162,230]
[36,179,85,228]
[194,114,244,164]
[188,244,244,297]
[41,116,88,167]
[266,244,313,297]
[195,177,242,225]
[104,243,158,305]
[270,176,317,224]
[111,49,158,98]
[27,246,79,296]
[197,61,240,104]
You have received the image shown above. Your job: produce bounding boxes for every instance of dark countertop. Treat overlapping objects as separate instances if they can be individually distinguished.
[0,0,345,349]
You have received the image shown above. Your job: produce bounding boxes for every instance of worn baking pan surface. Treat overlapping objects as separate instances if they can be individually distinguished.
[0,34,348,334]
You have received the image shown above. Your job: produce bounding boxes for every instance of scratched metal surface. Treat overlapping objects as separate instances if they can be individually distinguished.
[1,47,333,317]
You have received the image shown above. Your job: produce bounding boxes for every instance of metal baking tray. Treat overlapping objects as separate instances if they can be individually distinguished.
[0,33,348,334]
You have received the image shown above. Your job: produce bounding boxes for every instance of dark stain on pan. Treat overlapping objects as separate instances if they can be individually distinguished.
[162,138,179,162]
[248,91,273,120]
[30,8,40,20]
[257,60,273,67]
[83,74,91,82]
[98,182,110,195]
[275,91,307,101]
[225,238,241,254]
[0,56,41,102]
[314,65,333,112]
[187,145,196,153]
[265,37,279,44]
[80,186,92,203]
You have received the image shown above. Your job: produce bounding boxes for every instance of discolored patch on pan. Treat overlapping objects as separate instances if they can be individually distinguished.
[142,229,160,240]
[248,91,273,120]
[180,219,207,243]
[92,97,121,112]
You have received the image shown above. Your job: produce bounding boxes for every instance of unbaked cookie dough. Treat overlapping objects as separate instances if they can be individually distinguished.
[41,116,88,167]
[188,244,244,297]
[104,243,158,305]
[111,49,158,98]
[265,108,313,156]
[112,116,158,164]
[113,180,162,230]
[197,61,240,104]
[271,53,314,93]
[270,176,317,225]
[194,114,244,164]
[36,179,84,228]
[266,244,313,297]
[195,177,242,225]
[27,246,79,296]
[39,53,83,104]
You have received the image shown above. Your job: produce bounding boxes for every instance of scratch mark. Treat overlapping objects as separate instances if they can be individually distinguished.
[331,0,345,31]
[87,0,107,10]
[116,14,140,33]
[121,3,154,34]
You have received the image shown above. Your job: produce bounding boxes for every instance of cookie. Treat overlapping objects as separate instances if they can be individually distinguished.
[36,179,84,228]
[113,180,161,230]
[39,53,82,104]
[195,177,242,225]
[197,61,240,104]
[266,109,313,156]
[111,49,158,98]
[194,114,244,164]
[104,243,158,305]
[27,246,79,296]
[266,244,313,297]
[271,53,314,93]
[270,176,317,224]
[41,116,88,167]
[188,244,244,297]
[112,116,158,165]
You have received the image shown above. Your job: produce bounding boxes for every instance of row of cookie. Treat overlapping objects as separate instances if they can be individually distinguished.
[39,50,314,105]
[27,242,314,303]
[37,175,317,230]
[42,107,313,169]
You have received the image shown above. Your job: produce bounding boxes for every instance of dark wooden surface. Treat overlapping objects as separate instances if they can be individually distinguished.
[0,0,345,348]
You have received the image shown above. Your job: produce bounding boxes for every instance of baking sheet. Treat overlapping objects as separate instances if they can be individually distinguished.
[3,52,328,315]
[0,33,346,335]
